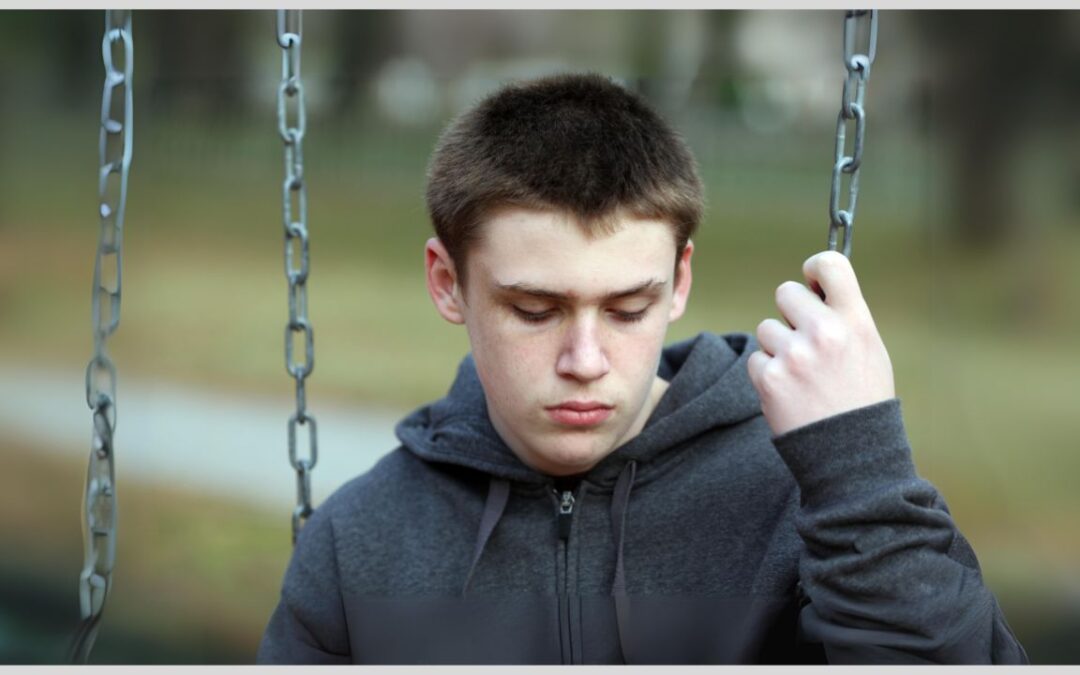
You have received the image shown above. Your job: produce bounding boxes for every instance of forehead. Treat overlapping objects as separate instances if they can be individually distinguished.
[469,208,678,295]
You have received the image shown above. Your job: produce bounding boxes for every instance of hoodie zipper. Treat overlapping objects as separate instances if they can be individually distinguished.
[557,489,575,539]
[554,488,576,663]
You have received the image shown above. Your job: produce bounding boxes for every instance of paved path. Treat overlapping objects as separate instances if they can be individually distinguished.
[0,363,405,511]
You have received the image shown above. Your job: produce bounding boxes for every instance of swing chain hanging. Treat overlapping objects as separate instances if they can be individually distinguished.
[828,9,877,258]
[71,8,134,664]
[277,9,318,545]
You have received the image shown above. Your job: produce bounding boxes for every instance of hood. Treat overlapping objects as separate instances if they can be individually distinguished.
[394,331,762,486]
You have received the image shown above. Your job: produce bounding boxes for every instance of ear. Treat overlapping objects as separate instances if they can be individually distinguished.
[668,240,694,322]
[425,237,466,325]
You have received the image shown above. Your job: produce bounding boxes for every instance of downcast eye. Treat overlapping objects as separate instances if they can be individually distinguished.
[512,306,554,323]
[611,307,649,323]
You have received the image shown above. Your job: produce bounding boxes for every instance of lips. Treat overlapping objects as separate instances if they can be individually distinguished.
[545,401,614,427]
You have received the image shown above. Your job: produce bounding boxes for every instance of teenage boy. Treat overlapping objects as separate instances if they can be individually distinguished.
[258,73,1027,664]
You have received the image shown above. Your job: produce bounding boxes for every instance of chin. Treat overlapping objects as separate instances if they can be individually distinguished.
[531,433,613,475]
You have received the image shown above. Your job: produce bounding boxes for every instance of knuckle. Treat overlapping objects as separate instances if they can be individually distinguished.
[755,318,773,338]
[775,281,799,302]
[819,250,848,270]
[747,351,763,382]
[786,341,812,370]
[751,362,773,396]
[747,350,764,372]
[813,321,848,351]
[748,351,773,392]
[760,359,784,396]
[808,250,848,279]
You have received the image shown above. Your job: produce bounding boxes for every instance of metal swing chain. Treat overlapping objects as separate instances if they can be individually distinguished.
[827,9,878,259]
[71,9,134,664]
[277,9,318,545]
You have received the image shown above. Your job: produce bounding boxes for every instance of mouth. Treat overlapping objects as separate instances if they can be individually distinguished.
[545,401,614,427]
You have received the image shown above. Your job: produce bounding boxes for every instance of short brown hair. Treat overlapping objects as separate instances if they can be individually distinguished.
[425,73,704,284]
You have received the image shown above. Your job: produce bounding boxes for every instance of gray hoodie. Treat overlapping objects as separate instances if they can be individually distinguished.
[257,331,1028,664]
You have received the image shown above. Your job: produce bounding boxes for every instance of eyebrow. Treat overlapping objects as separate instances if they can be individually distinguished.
[494,279,667,303]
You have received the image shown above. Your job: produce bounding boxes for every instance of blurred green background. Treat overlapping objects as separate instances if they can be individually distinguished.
[1,9,1079,664]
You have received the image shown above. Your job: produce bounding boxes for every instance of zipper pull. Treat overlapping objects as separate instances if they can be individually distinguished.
[556,490,575,540]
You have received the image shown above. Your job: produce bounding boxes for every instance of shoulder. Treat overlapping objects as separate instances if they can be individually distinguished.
[289,449,432,574]
[316,447,466,525]
[296,447,485,595]
[304,446,485,545]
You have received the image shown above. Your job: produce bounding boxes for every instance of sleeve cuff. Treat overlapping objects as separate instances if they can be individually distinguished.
[771,398,918,507]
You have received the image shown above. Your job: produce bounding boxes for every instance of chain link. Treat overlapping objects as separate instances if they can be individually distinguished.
[827,9,877,259]
[277,9,318,545]
[71,9,134,664]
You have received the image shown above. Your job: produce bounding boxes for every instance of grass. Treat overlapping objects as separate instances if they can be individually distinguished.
[0,437,285,663]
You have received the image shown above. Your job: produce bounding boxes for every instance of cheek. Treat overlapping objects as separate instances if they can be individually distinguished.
[499,345,540,401]
[611,321,667,379]
[470,322,545,404]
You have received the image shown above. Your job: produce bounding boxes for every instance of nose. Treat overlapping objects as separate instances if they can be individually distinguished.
[555,314,610,383]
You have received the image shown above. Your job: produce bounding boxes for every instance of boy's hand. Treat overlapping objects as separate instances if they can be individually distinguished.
[747,250,895,437]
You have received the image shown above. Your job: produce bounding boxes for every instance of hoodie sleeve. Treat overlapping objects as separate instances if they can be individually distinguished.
[256,504,352,664]
[771,399,1028,664]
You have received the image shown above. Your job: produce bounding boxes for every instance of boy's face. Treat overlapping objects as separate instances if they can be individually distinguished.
[425,208,693,476]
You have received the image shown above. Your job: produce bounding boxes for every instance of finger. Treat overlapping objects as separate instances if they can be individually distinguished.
[802,250,867,315]
[755,318,793,357]
[746,349,770,390]
[775,280,829,330]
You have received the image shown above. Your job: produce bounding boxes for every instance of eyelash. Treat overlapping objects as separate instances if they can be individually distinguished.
[612,309,648,323]
[511,307,649,324]
[513,307,553,324]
